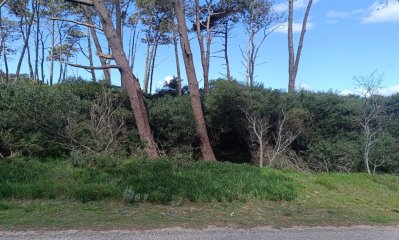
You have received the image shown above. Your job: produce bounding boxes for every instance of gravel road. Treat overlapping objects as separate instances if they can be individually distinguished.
[1,226,398,240]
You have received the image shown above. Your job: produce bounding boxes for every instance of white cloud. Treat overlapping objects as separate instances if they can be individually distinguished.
[327,9,364,20]
[380,84,399,95]
[298,83,313,91]
[274,0,320,13]
[362,0,399,23]
[340,84,399,96]
[275,21,315,33]
[164,75,174,84]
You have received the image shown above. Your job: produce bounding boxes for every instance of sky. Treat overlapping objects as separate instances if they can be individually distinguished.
[5,0,399,95]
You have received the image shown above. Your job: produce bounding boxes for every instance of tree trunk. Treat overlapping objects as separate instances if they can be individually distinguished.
[34,2,40,81]
[87,27,96,82]
[49,17,55,86]
[172,0,216,161]
[92,0,159,158]
[58,23,63,84]
[0,10,7,83]
[259,137,263,168]
[40,31,45,83]
[288,0,313,93]
[143,31,152,93]
[128,23,140,71]
[114,0,123,87]
[82,5,111,83]
[223,21,231,81]
[63,58,68,82]
[172,26,182,96]
[15,2,36,80]
[1,34,8,83]
[194,0,210,93]
[246,26,254,86]
[149,42,158,94]
[204,2,212,93]
[27,41,34,79]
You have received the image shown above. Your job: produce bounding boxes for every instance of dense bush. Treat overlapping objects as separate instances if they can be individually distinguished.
[147,95,198,158]
[0,81,84,157]
[0,80,398,173]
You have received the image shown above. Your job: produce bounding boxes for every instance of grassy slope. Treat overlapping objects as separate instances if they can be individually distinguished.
[1,161,399,230]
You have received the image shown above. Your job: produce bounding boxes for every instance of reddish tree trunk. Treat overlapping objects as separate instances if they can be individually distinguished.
[172,0,216,161]
[91,0,159,158]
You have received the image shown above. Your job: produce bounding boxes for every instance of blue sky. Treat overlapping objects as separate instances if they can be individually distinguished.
[149,0,399,94]
[6,0,399,94]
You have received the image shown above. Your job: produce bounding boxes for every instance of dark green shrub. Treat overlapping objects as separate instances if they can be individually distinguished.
[0,81,85,157]
[147,95,198,157]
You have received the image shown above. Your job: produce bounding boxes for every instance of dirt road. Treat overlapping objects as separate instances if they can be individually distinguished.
[1,226,398,240]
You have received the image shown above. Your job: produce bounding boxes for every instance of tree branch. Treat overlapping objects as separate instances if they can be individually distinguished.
[62,61,120,70]
[96,51,114,59]
[51,17,102,31]
[65,0,94,6]
[0,0,7,8]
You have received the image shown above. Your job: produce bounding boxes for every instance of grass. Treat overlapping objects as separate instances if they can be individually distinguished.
[0,157,296,203]
[1,157,399,230]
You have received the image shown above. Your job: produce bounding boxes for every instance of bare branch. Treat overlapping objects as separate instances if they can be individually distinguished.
[96,51,114,59]
[0,0,7,8]
[51,17,102,31]
[62,61,120,70]
[65,0,94,6]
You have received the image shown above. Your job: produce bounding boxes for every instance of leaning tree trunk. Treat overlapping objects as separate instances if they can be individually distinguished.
[288,0,313,93]
[91,0,159,158]
[172,0,216,161]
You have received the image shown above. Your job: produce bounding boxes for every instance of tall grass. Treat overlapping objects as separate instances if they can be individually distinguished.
[0,157,298,203]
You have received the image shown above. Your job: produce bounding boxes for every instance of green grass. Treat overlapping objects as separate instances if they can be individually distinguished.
[1,157,399,230]
[0,157,297,203]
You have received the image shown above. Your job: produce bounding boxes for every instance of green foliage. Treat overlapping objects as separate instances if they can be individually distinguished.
[0,81,84,157]
[147,95,198,157]
[1,80,398,173]
[306,139,362,172]
[0,81,139,158]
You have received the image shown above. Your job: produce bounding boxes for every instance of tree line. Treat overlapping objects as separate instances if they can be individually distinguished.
[0,0,314,162]
[1,78,398,174]
[1,1,397,175]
